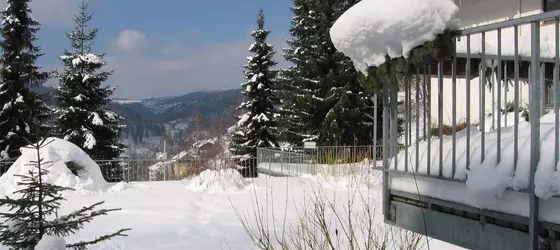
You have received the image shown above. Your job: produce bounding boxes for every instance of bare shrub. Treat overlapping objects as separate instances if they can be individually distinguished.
[232,174,427,250]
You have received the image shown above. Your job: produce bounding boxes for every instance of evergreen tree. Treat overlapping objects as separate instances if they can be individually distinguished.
[280,0,376,146]
[53,0,125,181]
[230,9,279,177]
[0,0,50,161]
[0,137,130,249]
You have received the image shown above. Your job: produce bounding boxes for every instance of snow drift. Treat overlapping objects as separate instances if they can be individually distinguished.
[185,169,249,192]
[393,113,560,204]
[0,137,108,196]
[330,0,459,74]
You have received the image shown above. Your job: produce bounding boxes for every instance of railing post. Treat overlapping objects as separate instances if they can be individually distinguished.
[382,76,390,220]
[372,94,378,169]
[529,21,541,250]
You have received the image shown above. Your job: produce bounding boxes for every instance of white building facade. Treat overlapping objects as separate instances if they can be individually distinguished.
[426,0,560,126]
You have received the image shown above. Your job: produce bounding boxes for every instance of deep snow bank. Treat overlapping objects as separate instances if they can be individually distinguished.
[330,0,459,74]
[0,137,108,196]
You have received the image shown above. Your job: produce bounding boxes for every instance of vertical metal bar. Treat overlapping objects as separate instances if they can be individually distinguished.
[492,66,496,130]
[424,68,428,140]
[529,21,541,250]
[514,25,520,173]
[416,68,421,172]
[405,79,409,172]
[382,78,390,219]
[409,78,413,146]
[372,94,378,170]
[427,65,432,175]
[466,35,472,171]
[505,62,509,127]
[497,28,502,164]
[529,66,532,106]
[391,78,399,171]
[552,18,560,171]
[480,31,486,163]
[438,61,444,177]
[452,39,457,178]
[541,62,546,116]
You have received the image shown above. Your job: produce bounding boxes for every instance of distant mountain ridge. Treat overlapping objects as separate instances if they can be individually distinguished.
[34,86,243,147]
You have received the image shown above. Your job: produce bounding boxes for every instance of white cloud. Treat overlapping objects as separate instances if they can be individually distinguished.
[113,30,147,53]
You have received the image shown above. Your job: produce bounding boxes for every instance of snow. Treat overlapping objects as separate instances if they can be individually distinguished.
[2,15,19,25]
[184,169,249,192]
[392,113,560,213]
[35,235,66,250]
[0,138,108,197]
[237,113,250,127]
[71,54,102,67]
[0,173,462,250]
[82,74,91,82]
[89,112,103,126]
[330,0,459,74]
[104,111,117,121]
[83,130,96,149]
[73,94,86,102]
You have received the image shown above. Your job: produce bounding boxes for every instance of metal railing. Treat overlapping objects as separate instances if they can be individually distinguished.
[379,9,560,248]
[0,157,260,183]
[257,145,382,176]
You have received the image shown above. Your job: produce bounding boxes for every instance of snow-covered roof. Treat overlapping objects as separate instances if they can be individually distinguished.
[330,0,459,74]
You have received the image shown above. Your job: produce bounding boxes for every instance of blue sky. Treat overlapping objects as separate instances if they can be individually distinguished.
[17,0,293,99]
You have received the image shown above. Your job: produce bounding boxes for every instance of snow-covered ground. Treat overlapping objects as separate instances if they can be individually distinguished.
[0,175,462,250]
[0,138,462,249]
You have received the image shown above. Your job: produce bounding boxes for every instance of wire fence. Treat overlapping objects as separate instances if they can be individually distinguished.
[257,145,383,176]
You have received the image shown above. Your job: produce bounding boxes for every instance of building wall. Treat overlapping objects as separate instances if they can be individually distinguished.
[428,77,531,126]
[454,0,541,28]
[424,0,554,125]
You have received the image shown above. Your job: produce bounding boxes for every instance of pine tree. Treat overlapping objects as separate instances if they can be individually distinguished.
[0,0,50,161]
[280,0,376,146]
[0,137,130,249]
[230,9,279,177]
[53,0,125,181]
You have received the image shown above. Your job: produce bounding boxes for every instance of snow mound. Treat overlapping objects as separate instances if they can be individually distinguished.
[0,137,108,196]
[185,169,250,192]
[330,0,459,74]
[35,235,66,250]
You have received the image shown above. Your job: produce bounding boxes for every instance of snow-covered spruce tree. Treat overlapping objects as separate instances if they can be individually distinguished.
[0,0,50,161]
[230,9,280,178]
[280,0,375,146]
[53,0,125,181]
[0,137,130,249]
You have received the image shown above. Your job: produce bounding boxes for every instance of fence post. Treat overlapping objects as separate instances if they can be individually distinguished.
[163,140,167,181]
[382,76,391,220]
[369,94,377,156]
[529,21,541,250]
